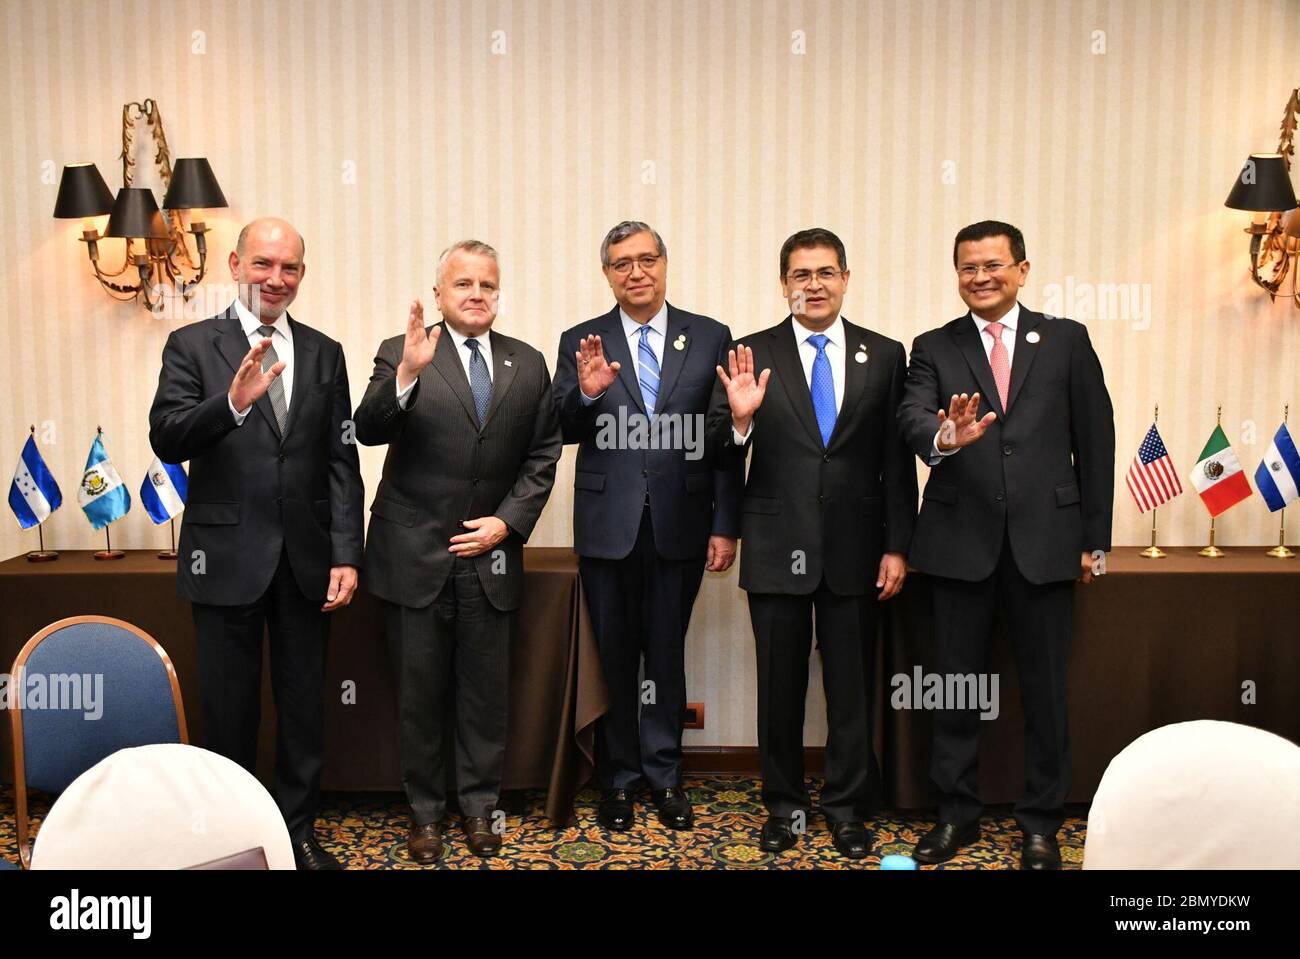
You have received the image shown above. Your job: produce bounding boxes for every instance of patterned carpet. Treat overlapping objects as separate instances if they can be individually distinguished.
[0,780,1087,869]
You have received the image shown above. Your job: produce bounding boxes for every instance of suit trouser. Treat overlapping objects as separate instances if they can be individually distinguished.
[580,506,705,791]
[385,557,511,824]
[191,546,328,843]
[929,533,1074,836]
[746,577,882,823]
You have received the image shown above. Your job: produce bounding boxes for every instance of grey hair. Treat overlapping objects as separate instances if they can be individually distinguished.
[436,239,499,285]
[600,221,667,267]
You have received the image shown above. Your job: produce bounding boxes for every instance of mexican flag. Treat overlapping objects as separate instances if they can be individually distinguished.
[1189,425,1252,517]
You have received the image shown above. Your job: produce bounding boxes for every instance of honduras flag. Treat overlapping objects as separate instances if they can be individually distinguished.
[1256,423,1300,512]
[78,434,130,530]
[8,435,62,529]
[140,457,187,524]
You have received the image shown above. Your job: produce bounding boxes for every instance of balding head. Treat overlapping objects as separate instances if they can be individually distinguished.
[229,217,307,321]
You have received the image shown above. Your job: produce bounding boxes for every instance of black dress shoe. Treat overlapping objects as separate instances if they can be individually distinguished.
[759,816,798,853]
[830,821,873,859]
[598,789,635,831]
[1020,833,1061,870]
[294,836,343,870]
[912,821,980,865]
[650,787,694,830]
[463,816,502,858]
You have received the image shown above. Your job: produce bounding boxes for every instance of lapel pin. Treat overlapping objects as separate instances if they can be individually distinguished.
[1026,330,1040,344]
[504,359,513,367]
[854,349,868,364]
[674,337,686,350]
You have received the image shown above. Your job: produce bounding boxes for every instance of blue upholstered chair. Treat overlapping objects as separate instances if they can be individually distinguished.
[8,615,188,868]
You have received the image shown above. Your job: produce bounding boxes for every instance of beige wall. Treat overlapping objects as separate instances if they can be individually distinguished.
[2,0,1298,747]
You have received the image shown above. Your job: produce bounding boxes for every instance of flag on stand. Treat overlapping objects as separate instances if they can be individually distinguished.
[78,434,130,530]
[140,457,188,524]
[8,434,62,529]
[1255,423,1300,512]
[1125,423,1183,513]
[1189,424,1252,517]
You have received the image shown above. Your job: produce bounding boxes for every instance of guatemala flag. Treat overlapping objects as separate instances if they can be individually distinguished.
[1255,423,1300,512]
[78,434,130,530]
[8,435,62,529]
[140,457,188,524]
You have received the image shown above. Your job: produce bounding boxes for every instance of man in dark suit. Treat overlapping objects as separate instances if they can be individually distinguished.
[149,217,364,870]
[354,240,561,860]
[897,220,1115,869]
[553,221,742,832]
[707,227,917,859]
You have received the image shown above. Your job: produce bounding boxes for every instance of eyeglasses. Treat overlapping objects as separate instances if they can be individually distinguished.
[785,268,845,285]
[957,261,1020,279]
[609,254,663,275]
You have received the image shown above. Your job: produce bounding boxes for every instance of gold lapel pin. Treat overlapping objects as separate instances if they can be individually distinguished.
[674,336,686,350]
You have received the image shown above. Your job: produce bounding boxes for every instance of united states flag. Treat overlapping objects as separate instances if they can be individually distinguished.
[1126,424,1183,513]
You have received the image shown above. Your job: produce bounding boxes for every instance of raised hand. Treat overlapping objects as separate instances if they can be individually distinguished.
[576,334,620,399]
[229,338,286,413]
[397,299,441,389]
[935,392,998,451]
[716,345,770,435]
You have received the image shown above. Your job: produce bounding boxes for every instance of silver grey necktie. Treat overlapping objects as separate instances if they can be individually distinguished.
[257,324,288,432]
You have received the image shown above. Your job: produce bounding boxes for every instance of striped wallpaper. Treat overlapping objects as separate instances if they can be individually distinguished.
[2,0,1298,746]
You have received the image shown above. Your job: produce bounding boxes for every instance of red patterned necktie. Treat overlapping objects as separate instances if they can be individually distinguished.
[984,321,1011,411]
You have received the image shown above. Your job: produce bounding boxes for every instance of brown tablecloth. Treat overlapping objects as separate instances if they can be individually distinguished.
[0,547,608,826]
[882,547,1300,808]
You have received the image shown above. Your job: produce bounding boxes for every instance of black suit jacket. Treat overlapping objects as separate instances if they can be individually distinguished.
[897,308,1116,585]
[354,322,562,612]
[553,304,742,560]
[706,316,918,595]
[148,306,365,605]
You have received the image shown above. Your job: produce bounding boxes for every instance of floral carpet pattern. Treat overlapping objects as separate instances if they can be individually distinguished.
[0,779,1088,870]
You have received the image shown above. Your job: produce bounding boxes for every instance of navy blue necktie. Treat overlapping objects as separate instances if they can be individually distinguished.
[465,338,492,426]
[807,333,836,447]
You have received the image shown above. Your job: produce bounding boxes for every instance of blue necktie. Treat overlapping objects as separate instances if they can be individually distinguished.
[465,339,492,426]
[637,325,660,416]
[807,333,836,447]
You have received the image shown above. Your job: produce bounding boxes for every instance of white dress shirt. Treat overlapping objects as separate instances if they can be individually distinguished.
[396,322,493,408]
[229,297,294,424]
[579,303,668,404]
[732,314,848,443]
[929,302,1020,464]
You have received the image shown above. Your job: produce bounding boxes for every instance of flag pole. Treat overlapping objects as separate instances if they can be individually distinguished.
[1267,402,1295,558]
[158,516,178,560]
[91,425,125,561]
[25,426,58,562]
[1199,405,1226,558]
[1140,404,1167,558]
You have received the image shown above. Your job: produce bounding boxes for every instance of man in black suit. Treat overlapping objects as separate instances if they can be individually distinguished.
[707,228,917,859]
[149,217,364,870]
[354,240,561,860]
[553,221,742,833]
[897,220,1115,869]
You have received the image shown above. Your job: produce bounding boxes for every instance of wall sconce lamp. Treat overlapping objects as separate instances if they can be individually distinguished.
[52,99,228,310]
[1225,87,1300,308]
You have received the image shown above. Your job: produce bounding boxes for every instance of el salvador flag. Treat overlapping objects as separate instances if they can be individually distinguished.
[78,434,130,530]
[140,456,188,524]
[1256,423,1300,512]
[8,435,62,529]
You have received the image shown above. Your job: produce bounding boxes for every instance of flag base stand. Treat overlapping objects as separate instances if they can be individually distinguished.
[1198,545,1226,558]
[156,549,178,560]
[25,551,59,563]
[1139,546,1167,559]
[93,550,125,561]
[1266,544,1295,558]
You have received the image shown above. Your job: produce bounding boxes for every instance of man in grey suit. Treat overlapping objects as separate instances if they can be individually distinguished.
[353,240,562,860]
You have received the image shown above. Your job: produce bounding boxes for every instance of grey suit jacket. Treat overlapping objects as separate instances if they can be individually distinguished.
[353,321,562,611]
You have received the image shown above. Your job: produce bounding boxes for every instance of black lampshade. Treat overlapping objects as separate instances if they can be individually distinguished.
[52,163,114,219]
[104,188,169,239]
[162,157,228,210]
[1225,153,1298,212]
